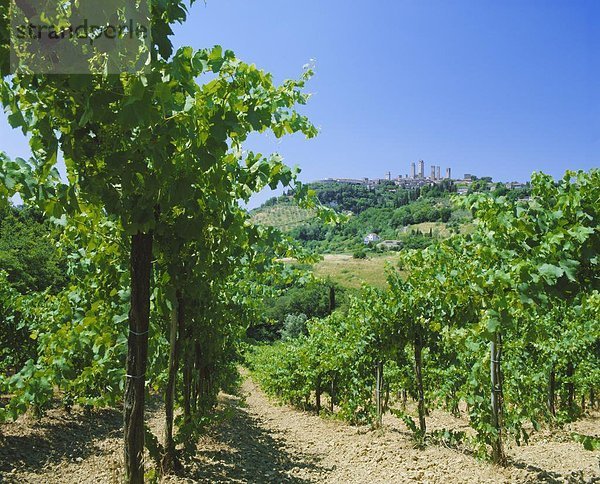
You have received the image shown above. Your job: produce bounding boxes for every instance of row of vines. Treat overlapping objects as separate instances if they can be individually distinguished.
[0,1,331,482]
[248,170,600,463]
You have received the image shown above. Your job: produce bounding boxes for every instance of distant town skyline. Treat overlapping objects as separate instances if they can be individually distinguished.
[317,159,519,186]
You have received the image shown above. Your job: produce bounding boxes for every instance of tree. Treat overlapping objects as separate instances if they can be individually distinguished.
[281,313,308,340]
[0,0,8,77]
[0,205,67,292]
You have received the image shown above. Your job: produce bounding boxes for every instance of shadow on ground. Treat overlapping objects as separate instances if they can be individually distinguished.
[507,459,568,484]
[181,394,326,483]
[0,406,122,477]
[384,415,579,484]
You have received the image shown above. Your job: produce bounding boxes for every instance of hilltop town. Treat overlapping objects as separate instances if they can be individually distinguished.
[317,160,527,194]
[251,161,535,255]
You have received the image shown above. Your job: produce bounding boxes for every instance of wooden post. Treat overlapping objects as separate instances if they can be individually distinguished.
[316,375,321,414]
[490,333,506,465]
[376,361,383,427]
[163,289,184,473]
[384,381,390,412]
[566,361,575,415]
[548,367,556,417]
[414,332,426,433]
[124,232,153,484]
[330,378,335,413]
[182,316,193,427]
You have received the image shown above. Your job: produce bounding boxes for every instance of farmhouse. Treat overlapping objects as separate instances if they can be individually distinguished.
[363,233,381,245]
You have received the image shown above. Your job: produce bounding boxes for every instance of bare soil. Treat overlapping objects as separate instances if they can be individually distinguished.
[1,372,598,483]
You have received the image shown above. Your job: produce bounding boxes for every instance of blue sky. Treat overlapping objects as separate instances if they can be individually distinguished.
[2,0,598,207]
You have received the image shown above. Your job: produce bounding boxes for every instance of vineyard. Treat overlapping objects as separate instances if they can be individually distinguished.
[249,171,600,467]
[0,1,599,483]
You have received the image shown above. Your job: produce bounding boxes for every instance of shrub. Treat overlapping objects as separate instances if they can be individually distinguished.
[280,313,308,340]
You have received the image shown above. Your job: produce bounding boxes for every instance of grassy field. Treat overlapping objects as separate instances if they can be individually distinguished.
[402,221,474,237]
[251,204,315,232]
[312,253,403,289]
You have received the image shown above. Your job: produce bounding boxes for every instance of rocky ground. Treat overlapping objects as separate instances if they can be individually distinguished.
[1,372,598,483]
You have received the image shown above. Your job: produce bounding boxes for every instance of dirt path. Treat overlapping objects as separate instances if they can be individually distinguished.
[1,372,599,483]
[182,373,599,483]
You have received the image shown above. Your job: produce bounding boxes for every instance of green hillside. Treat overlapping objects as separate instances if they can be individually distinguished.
[251,180,526,253]
[250,200,315,231]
